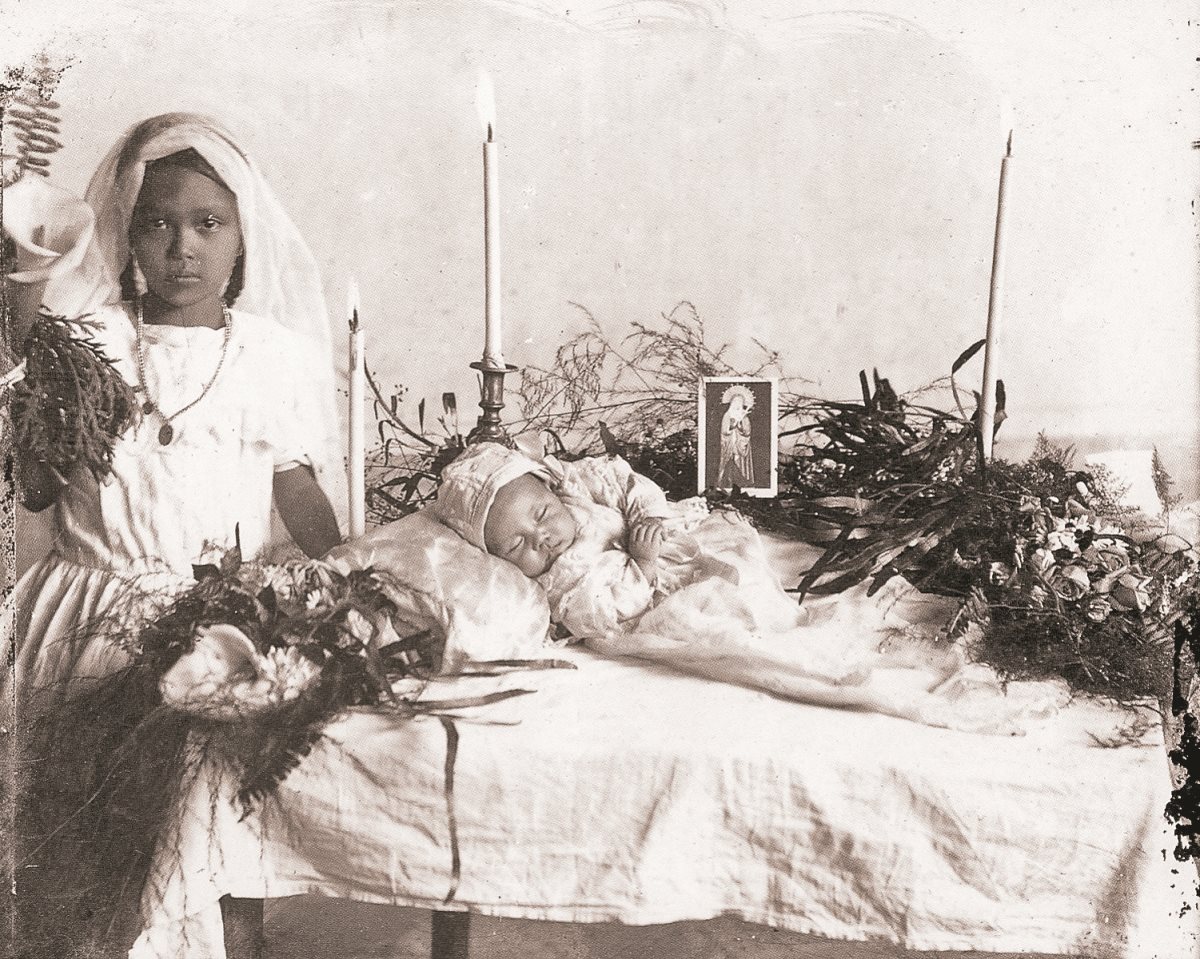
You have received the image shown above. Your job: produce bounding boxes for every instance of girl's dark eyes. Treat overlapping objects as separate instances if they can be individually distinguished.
[133,215,224,231]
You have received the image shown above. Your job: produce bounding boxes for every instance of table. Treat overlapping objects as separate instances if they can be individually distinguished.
[133,645,1199,959]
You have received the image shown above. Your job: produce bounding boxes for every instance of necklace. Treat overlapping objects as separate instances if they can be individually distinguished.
[134,298,233,446]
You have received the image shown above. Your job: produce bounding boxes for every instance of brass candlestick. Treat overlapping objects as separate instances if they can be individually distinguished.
[467,361,519,446]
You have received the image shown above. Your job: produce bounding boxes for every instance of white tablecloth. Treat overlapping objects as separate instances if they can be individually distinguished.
[132,642,1199,959]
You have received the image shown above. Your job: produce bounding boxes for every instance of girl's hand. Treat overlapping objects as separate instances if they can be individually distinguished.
[18,456,69,512]
[274,465,342,557]
[628,518,666,565]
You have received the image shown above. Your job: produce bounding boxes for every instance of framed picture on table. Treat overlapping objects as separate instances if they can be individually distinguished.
[698,376,778,497]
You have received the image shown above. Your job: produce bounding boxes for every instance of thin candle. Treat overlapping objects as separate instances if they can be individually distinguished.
[979,108,1012,460]
[347,278,366,538]
[477,70,504,369]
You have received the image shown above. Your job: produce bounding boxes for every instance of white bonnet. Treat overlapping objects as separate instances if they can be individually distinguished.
[433,442,555,551]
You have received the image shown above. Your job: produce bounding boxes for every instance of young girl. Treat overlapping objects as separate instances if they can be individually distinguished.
[433,442,1064,734]
[5,113,343,712]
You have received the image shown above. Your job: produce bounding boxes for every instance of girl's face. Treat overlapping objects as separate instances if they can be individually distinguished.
[130,164,242,310]
[484,474,578,577]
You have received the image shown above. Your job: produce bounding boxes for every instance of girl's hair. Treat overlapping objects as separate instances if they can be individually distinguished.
[149,146,224,185]
[123,147,246,305]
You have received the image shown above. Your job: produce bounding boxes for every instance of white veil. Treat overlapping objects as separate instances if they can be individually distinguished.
[42,112,348,531]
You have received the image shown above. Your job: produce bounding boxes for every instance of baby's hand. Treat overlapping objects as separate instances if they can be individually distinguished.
[628,518,666,566]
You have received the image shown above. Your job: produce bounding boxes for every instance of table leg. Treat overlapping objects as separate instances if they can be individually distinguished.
[431,910,470,959]
[220,895,265,959]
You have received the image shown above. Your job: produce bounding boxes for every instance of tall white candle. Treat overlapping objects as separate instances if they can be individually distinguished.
[348,278,366,538]
[477,71,505,369]
[979,105,1012,460]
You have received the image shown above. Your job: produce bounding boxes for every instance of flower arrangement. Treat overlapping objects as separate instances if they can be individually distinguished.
[16,545,555,955]
[945,486,1197,700]
[757,371,1198,707]
[130,544,541,807]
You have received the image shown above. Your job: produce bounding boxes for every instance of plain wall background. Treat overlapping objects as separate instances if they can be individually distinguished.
[5,0,1198,566]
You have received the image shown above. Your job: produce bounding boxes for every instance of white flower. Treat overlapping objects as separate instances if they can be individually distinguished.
[255,646,322,703]
[1048,564,1090,600]
[1082,540,1129,575]
[987,562,1013,585]
[159,623,323,719]
[343,608,374,645]
[159,624,260,715]
[1046,520,1080,555]
[1110,572,1152,612]
[307,561,338,590]
[195,542,232,568]
[1030,548,1056,573]
[260,564,296,601]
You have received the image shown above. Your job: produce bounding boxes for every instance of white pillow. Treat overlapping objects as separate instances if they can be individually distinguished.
[327,509,552,672]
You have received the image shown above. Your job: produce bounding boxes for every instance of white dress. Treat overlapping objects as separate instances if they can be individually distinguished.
[8,302,330,712]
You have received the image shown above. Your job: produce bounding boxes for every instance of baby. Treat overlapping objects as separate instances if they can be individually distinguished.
[433,441,769,644]
[432,442,1065,734]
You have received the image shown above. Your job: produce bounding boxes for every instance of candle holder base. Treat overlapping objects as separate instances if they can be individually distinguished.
[467,361,519,447]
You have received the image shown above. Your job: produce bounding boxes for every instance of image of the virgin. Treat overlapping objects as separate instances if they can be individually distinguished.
[716,383,755,488]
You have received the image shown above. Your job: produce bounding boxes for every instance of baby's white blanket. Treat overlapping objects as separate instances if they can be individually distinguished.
[132,639,1198,958]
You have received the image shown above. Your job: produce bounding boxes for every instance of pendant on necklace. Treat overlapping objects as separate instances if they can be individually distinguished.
[158,423,174,446]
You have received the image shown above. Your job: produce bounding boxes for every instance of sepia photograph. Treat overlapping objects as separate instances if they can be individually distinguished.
[1,2,1198,958]
[698,377,778,496]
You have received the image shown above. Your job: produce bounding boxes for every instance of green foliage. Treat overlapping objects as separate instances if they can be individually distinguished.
[362,302,1200,709]
[514,300,805,459]
[364,368,465,524]
[8,310,138,481]
[1152,445,1182,516]
[364,300,807,516]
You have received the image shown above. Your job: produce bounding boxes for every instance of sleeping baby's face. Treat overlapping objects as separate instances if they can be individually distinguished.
[483,474,578,577]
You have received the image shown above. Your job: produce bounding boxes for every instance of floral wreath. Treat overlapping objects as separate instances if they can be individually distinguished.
[721,383,755,412]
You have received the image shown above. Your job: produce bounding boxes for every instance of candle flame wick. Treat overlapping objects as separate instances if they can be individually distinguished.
[476,69,497,136]
[347,276,361,331]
